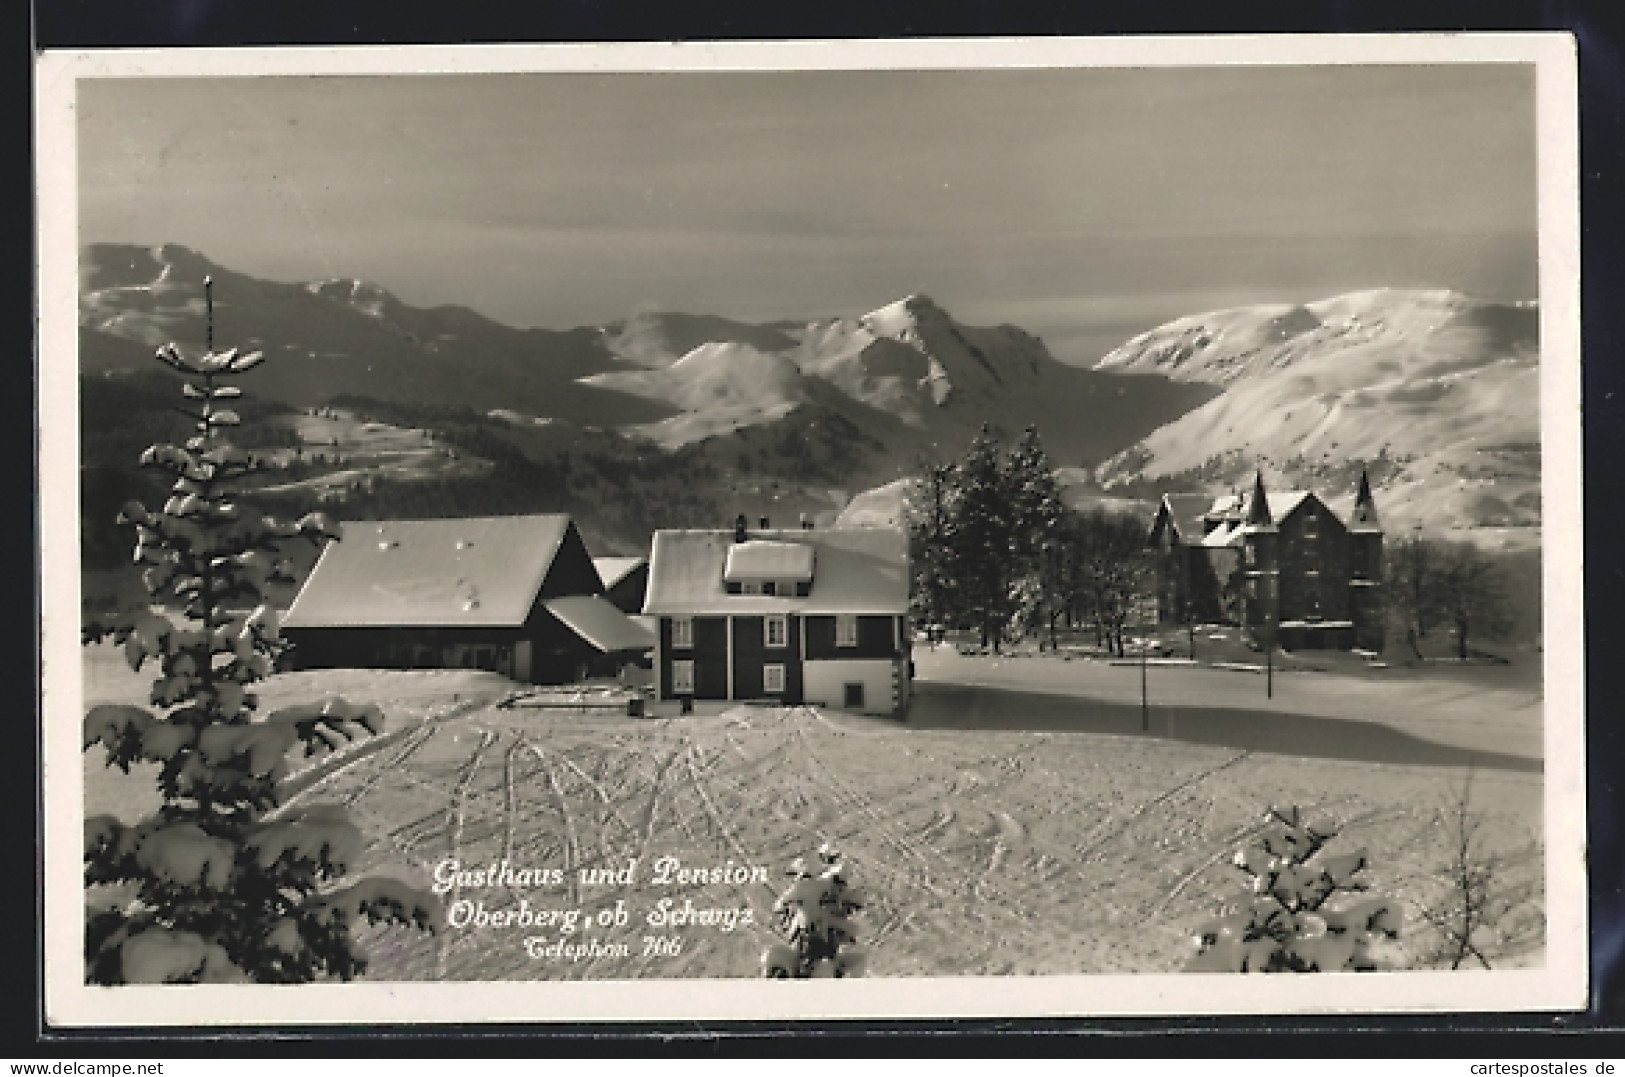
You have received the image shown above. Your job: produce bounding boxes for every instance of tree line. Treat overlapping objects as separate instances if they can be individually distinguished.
[1384,536,1518,660]
[907,424,1155,655]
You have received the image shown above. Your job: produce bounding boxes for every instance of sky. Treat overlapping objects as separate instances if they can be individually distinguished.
[78,63,1539,365]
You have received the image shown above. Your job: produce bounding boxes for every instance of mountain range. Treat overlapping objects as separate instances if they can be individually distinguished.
[80,243,1211,469]
[79,244,1540,552]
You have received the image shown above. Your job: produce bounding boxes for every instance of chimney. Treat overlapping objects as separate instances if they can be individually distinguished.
[733,514,748,543]
[759,515,770,531]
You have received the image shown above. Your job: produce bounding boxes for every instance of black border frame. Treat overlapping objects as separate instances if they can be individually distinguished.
[23,0,1625,1056]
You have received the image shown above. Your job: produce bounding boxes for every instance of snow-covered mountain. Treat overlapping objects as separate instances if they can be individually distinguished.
[583,293,1057,437]
[1092,289,1541,545]
[78,243,1212,474]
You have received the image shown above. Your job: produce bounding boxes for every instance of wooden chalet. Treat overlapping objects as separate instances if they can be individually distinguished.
[282,514,655,684]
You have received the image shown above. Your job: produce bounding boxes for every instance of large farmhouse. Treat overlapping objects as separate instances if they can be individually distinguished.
[1148,471,1384,652]
[643,518,912,716]
[282,514,654,683]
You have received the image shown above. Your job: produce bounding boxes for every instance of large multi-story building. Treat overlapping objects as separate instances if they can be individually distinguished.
[1148,471,1385,652]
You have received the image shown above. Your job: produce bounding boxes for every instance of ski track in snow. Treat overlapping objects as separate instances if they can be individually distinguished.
[267,688,1543,980]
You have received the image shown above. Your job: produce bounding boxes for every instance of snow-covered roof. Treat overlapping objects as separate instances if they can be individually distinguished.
[1158,481,1381,546]
[284,515,574,629]
[1159,493,1216,542]
[592,556,647,590]
[1265,490,1312,521]
[723,540,816,583]
[543,596,656,654]
[645,527,908,615]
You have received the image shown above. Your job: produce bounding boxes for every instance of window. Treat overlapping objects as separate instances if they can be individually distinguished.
[1303,512,1318,540]
[1244,545,1256,566]
[766,615,787,648]
[843,682,865,709]
[671,660,694,695]
[763,663,786,693]
[762,581,777,597]
[671,617,693,648]
[836,615,859,648]
[742,581,761,595]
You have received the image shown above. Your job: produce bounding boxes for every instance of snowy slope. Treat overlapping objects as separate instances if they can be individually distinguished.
[1093,289,1541,545]
[583,342,810,449]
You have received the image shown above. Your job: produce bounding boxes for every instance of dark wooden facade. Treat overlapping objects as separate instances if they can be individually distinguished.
[657,613,906,704]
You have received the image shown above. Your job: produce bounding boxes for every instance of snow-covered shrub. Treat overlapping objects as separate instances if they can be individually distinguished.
[760,843,865,978]
[1187,806,1399,973]
[81,279,441,984]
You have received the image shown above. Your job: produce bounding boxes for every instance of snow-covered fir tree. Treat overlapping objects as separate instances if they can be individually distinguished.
[81,278,440,984]
[1188,806,1400,973]
[760,843,866,978]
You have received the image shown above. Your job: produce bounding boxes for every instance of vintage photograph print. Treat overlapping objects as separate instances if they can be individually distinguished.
[36,36,1584,1025]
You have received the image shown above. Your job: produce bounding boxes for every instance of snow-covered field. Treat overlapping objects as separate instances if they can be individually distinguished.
[80,643,1545,981]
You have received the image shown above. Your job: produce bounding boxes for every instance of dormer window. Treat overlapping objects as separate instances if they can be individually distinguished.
[724,540,815,594]
[671,617,693,649]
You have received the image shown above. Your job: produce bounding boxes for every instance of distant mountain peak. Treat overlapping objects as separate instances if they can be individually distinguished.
[304,277,401,320]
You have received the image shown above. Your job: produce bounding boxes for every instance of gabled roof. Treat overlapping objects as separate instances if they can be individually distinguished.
[543,596,656,653]
[1159,494,1217,543]
[284,515,575,629]
[1264,490,1312,522]
[1158,484,1368,547]
[645,527,908,615]
[592,556,647,590]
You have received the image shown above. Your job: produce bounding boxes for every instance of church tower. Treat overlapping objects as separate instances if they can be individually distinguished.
[1347,469,1385,651]
[1240,470,1280,649]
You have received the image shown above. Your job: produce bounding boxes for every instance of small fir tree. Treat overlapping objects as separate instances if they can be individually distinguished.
[1187,806,1400,973]
[81,278,440,984]
[760,843,866,978]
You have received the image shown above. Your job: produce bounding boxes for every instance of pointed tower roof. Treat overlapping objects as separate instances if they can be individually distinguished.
[1348,469,1382,533]
[1243,469,1276,531]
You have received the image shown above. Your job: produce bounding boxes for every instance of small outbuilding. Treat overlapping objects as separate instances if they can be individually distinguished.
[282,514,655,683]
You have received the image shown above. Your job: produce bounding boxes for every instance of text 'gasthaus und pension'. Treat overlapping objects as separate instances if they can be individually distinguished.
[430,857,767,961]
[432,856,769,893]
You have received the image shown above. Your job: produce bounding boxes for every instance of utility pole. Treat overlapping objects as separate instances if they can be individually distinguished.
[1266,637,1273,699]
[1413,523,1425,639]
[1140,626,1149,732]
[1186,597,1196,661]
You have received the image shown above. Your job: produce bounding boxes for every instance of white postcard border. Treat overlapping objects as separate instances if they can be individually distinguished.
[36,33,1587,1026]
